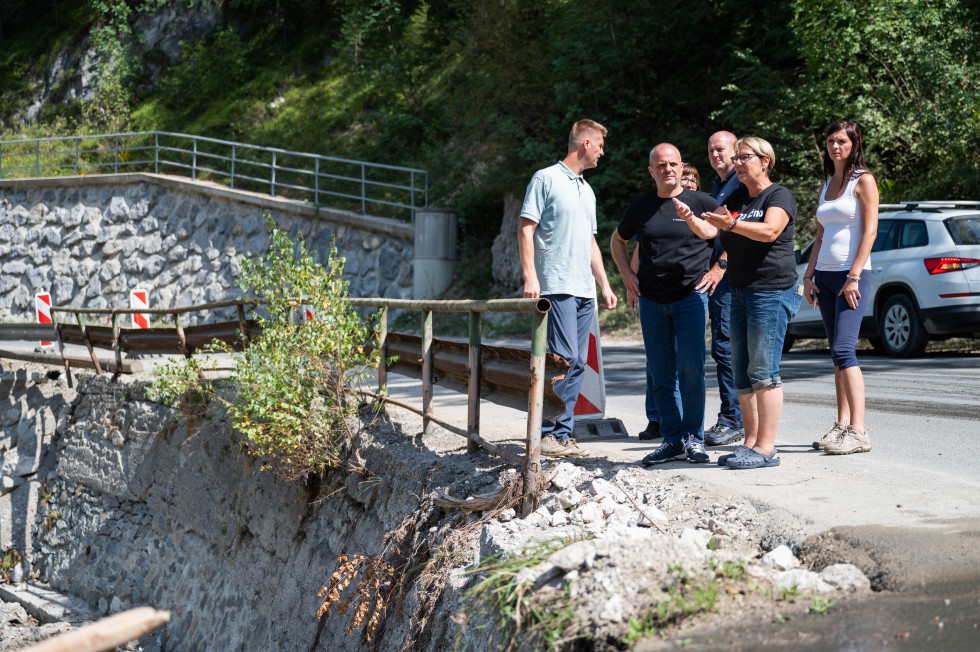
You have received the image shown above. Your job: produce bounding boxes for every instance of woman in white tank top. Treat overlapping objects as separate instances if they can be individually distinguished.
[801,121,878,455]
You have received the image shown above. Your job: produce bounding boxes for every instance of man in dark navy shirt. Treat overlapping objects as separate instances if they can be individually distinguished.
[702,131,746,446]
[610,144,720,465]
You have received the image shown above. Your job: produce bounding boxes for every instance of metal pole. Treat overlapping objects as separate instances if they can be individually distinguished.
[192,138,197,180]
[154,133,159,173]
[237,303,249,344]
[76,311,102,374]
[521,310,548,517]
[360,164,366,214]
[114,134,119,173]
[111,313,123,375]
[422,309,433,434]
[378,306,388,392]
[231,144,236,189]
[314,158,319,204]
[271,151,276,196]
[0,142,3,178]
[74,138,79,175]
[467,311,482,454]
[174,313,189,358]
[35,140,39,177]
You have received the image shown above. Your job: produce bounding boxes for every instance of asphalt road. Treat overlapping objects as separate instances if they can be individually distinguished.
[383,341,980,537]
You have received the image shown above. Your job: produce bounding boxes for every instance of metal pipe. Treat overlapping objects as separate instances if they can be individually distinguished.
[111,313,123,377]
[347,297,550,314]
[360,164,366,214]
[421,309,433,434]
[271,151,276,196]
[237,304,249,344]
[54,323,73,388]
[114,135,119,173]
[174,312,190,357]
[74,138,79,175]
[35,140,39,177]
[231,144,236,189]
[75,311,103,375]
[154,133,159,173]
[377,306,388,392]
[192,138,197,180]
[314,158,319,204]
[467,311,481,454]
[521,309,548,517]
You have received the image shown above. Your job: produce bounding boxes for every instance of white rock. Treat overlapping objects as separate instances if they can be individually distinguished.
[534,505,551,519]
[557,488,583,510]
[10,562,24,584]
[636,504,669,530]
[761,545,798,571]
[497,508,516,523]
[550,511,568,527]
[819,564,871,592]
[516,562,558,587]
[590,478,626,503]
[679,528,712,550]
[599,594,625,623]
[548,541,596,572]
[550,462,584,490]
[574,502,603,524]
[776,569,833,592]
[109,596,122,614]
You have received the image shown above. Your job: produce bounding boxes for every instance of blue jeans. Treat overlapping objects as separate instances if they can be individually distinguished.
[709,277,742,428]
[815,270,871,370]
[542,294,593,441]
[638,292,708,445]
[731,286,803,393]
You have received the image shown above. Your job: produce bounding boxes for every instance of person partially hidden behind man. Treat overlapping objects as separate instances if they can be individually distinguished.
[518,119,618,458]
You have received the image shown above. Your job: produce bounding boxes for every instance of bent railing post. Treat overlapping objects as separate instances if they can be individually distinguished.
[378,306,388,393]
[75,311,103,375]
[467,310,481,454]
[421,309,433,434]
[522,307,548,517]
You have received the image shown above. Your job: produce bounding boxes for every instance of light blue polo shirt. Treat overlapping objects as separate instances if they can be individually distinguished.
[520,161,597,298]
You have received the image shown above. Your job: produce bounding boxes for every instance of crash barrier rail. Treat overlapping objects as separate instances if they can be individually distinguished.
[0,297,565,514]
[0,131,427,221]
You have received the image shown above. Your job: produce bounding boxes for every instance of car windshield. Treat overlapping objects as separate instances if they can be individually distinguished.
[945,215,980,245]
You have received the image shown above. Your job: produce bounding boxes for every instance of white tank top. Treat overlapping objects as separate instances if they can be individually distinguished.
[815,172,872,272]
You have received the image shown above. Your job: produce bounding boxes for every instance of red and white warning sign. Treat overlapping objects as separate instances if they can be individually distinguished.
[301,305,315,324]
[130,289,150,329]
[35,292,54,348]
[573,303,606,418]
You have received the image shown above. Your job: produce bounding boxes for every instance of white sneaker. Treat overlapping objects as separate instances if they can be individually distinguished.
[813,421,845,450]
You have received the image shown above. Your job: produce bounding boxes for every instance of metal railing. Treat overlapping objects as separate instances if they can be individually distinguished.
[0,297,562,515]
[0,131,428,221]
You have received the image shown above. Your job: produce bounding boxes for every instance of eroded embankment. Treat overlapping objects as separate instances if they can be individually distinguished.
[0,365,505,650]
[1,362,910,650]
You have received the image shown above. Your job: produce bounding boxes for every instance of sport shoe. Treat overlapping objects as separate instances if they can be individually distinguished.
[558,437,590,458]
[824,426,871,455]
[540,435,572,458]
[640,441,686,466]
[685,436,709,464]
[638,421,661,440]
[813,422,845,450]
[704,423,744,446]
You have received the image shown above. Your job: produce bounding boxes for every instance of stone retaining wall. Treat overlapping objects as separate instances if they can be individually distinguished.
[0,174,415,323]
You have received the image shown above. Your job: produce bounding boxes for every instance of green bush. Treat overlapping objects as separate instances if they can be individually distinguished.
[152,214,381,479]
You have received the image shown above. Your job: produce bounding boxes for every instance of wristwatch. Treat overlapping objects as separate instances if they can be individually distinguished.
[718,259,728,270]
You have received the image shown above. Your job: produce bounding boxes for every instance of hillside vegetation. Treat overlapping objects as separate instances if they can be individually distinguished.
[2,0,979,274]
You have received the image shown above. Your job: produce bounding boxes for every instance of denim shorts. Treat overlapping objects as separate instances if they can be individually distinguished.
[730,285,803,394]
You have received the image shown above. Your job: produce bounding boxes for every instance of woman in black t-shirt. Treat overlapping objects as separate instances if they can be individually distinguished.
[702,137,802,470]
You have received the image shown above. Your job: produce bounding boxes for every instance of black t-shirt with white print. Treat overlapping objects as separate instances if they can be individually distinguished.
[617,189,720,303]
[720,184,797,289]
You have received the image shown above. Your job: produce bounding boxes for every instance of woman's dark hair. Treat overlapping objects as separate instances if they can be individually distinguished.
[823,120,868,179]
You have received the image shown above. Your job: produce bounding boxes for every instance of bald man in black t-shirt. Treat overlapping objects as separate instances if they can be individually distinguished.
[610,143,721,466]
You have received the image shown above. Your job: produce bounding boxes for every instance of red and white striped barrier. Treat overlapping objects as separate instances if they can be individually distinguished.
[130,289,150,329]
[573,303,606,419]
[35,292,54,348]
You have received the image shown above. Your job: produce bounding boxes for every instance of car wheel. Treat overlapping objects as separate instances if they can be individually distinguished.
[782,334,797,354]
[877,294,928,357]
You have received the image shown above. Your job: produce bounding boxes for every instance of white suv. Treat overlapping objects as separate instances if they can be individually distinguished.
[787,201,980,357]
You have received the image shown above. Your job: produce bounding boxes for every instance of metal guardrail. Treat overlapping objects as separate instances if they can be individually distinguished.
[0,131,427,221]
[0,297,563,514]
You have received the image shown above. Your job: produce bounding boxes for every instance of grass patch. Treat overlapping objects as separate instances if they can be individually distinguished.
[460,538,591,651]
[623,572,719,647]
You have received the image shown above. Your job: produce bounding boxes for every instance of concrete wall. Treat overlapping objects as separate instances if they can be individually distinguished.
[0,174,416,323]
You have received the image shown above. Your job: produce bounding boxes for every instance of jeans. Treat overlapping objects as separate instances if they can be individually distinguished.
[708,277,742,428]
[731,286,803,393]
[815,270,871,370]
[541,294,593,441]
[638,292,708,445]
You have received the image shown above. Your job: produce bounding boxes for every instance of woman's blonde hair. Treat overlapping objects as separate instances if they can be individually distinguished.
[735,136,776,175]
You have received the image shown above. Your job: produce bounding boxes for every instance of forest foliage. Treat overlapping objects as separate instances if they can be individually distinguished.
[1,0,979,252]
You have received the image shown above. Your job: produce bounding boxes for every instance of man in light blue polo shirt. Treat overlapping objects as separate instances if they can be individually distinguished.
[518,119,618,458]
